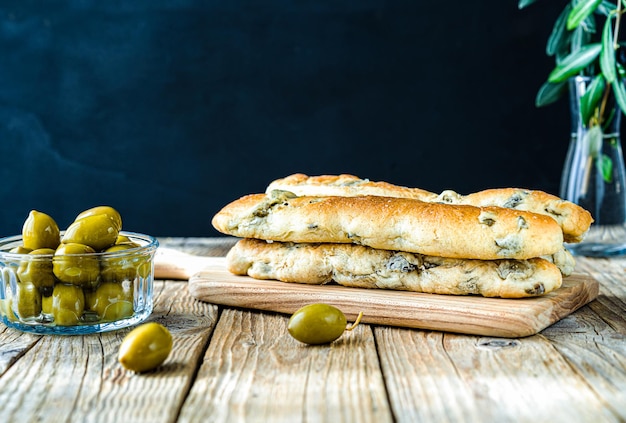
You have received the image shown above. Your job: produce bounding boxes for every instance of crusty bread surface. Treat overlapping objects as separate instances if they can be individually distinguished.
[266,173,593,243]
[542,247,575,276]
[266,173,437,201]
[226,238,563,298]
[212,190,565,260]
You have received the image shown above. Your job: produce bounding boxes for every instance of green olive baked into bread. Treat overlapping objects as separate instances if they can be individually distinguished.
[212,174,592,298]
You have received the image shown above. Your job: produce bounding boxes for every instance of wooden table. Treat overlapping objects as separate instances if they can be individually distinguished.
[1,237,625,422]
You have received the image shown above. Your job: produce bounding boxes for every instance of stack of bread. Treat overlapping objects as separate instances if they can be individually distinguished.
[211,174,593,298]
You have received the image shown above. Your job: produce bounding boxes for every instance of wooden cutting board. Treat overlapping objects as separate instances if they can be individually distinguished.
[155,251,599,338]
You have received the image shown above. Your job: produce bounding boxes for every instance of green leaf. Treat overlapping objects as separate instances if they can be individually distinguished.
[600,15,617,83]
[567,26,590,60]
[601,154,613,183]
[580,74,606,126]
[596,1,615,16]
[579,12,598,34]
[586,125,603,156]
[518,0,539,8]
[567,0,602,30]
[612,79,626,116]
[547,5,572,56]
[548,43,602,82]
[535,81,568,107]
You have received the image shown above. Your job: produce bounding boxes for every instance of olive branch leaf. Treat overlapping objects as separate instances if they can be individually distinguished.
[519,0,626,183]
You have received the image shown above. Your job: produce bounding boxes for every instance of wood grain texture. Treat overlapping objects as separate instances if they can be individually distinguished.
[588,275,626,336]
[178,308,392,423]
[0,281,219,423]
[540,265,626,420]
[375,328,618,422]
[187,258,599,337]
[1,238,624,422]
[0,326,41,376]
[541,306,626,421]
[570,256,626,275]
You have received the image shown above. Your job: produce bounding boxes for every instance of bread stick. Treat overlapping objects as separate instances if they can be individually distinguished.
[227,238,563,298]
[266,174,593,243]
[212,190,564,260]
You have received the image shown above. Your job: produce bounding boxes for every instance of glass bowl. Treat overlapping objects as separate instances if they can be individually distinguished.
[0,231,158,335]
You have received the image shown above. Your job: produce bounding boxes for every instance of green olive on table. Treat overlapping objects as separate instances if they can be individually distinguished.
[287,303,363,345]
[90,281,134,321]
[75,206,122,231]
[22,210,60,250]
[51,283,85,325]
[118,322,173,373]
[17,248,56,288]
[15,281,42,319]
[62,214,119,251]
[53,243,100,287]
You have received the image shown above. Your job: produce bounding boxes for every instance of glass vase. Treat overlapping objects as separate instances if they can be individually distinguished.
[560,76,626,256]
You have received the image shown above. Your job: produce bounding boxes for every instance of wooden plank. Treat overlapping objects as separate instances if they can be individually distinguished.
[541,306,626,421]
[0,280,219,423]
[375,327,619,422]
[0,325,41,376]
[588,272,626,336]
[572,256,626,276]
[540,263,626,421]
[186,258,599,337]
[178,308,392,423]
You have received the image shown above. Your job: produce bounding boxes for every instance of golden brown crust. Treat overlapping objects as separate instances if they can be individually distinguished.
[212,190,564,260]
[227,239,563,298]
[266,174,593,243]
[458,188,592,243]
[541,247,575,277]
[266,173,437,200]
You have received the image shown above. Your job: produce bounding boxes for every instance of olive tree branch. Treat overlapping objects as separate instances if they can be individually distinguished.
[597,3,625,127]
[615,0,623,50]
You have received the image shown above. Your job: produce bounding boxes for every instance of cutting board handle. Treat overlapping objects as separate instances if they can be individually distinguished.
[153,248,222,280]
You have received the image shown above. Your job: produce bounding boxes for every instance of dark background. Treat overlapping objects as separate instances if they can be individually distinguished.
[0,1,581,237]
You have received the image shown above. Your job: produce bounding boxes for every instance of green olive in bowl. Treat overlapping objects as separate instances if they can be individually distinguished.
[76,206,122,231]
[1,298,17,322]
[62,214,119,251]
[15,281,42,319]
[10,246,32,254]
[91,281,134,321]
[116,234,131,244]
[53,243,100,287]
[17,248,56,288]
[22,210,60,250]
[100,244,140,282]
[115,234,140,246]
[51,283,85,325]
[42,292,53,315]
